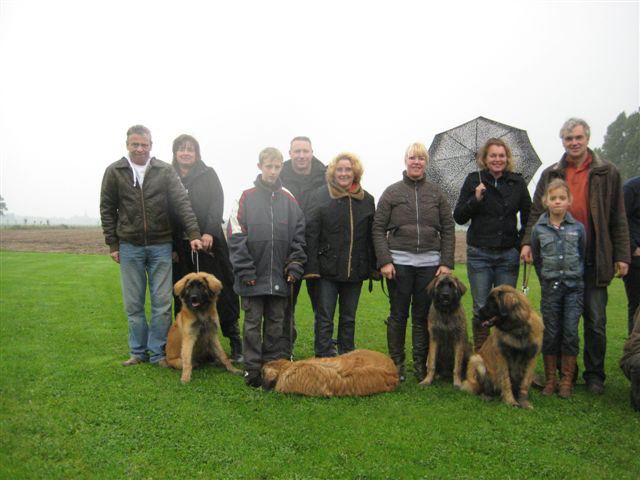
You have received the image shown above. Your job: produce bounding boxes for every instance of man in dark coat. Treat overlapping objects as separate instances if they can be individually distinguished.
[623,176,640,335]
[521,118,630,394]
[277,136,327,358]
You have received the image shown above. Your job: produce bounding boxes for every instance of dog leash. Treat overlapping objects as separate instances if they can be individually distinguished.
[289,281,295,362]
[521,261,531,296]
[191,250,200,273]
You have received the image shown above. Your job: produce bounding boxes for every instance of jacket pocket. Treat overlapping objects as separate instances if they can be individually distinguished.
[318,244,338,276]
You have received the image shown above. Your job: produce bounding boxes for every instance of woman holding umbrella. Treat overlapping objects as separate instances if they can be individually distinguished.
[454,138,531,351]
[372,142,455,382]
[171,134,243,362]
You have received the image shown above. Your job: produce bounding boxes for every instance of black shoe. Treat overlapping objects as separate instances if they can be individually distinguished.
[230,337,244,363]
[244,370,262,388]
[586,380,604,395]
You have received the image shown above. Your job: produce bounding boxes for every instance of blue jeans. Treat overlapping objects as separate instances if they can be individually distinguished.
[119,242,173,363]
[314,279,363,357]
[466,246,520,319]
[540,281,584,356]
[583,267,608,384]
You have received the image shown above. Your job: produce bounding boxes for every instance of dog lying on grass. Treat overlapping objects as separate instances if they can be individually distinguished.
[461,285,543,409]
[165,272,242,383]
[262,349,399,397]
[419,274,471,388]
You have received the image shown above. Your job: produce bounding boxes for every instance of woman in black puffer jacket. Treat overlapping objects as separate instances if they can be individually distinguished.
[305,152,376,357]
[454,137,531,352]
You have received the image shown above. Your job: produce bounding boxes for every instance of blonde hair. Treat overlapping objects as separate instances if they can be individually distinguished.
[476,138,514,172]
[544,178,573,206]
[258,147,283,165]
[404,142,429,164]
[326,152,364,184]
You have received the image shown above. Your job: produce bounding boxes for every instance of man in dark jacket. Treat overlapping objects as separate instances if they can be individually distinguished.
[623,176,640,335]
[278,136,326,358]
[100,125,202,367]
[521,118,630,394]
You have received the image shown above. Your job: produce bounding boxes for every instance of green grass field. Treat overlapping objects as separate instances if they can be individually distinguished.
[1,251,638,479]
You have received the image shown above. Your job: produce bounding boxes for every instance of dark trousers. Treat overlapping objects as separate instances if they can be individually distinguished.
[540,281,584,356]
[314,279,363,357]
[623,261,640,335]
[241,295,286,372]
[279,278,319,359]
[386,264,437,376]
[173,240,241,342]
[583,267,609,384]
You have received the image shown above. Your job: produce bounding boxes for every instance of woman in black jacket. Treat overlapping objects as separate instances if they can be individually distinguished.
[305,152,376,357]
[171,134,243,362]
[454,138,531,351]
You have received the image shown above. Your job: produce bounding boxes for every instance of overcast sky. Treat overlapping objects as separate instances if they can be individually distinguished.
[0,0,638,221]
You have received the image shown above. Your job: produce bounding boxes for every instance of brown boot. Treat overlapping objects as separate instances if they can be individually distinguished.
[472,322,490,352]
[558,355,577,399]
[541,355,558,396]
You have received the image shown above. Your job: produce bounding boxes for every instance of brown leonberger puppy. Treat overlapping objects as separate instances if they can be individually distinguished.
[461,285,543,409]
[419,274,471,388]
[166,272,242,383]
[262,349,399,397]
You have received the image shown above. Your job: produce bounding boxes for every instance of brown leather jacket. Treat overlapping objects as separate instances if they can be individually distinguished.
[522,150,630,287]
[372,171,455,269]
[100,157,200,252]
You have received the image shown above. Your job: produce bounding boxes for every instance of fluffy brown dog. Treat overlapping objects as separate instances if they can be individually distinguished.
[461,285,543,409]
[419,274,471,388]
[262,349,399,397]
[166,272,242,383]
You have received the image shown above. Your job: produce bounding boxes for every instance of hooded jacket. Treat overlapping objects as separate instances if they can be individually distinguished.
[372,171,455,269]
[521,149,630,287]
[227,176,306,297]
[100,157,200,252]
[305,182,376,282]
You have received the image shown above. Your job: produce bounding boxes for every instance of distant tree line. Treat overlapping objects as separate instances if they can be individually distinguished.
[594,109,639,181]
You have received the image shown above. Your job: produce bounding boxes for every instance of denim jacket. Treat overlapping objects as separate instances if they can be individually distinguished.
[531,212,586,287]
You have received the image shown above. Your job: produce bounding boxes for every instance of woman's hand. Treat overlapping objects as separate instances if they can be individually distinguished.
[201,234,214,250]
[380,263,396,280]
[475,182,486,201]
[520,245,533,264]
[436,265,451,276]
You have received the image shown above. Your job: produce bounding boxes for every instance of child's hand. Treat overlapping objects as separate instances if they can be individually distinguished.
[286,275,296,283]
[245,279,256,286]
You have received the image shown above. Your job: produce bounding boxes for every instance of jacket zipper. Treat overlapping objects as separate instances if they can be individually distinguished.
[414,183,420,252]
[139,182,148,245]
[270,191,275,294]
[347,196,354,278]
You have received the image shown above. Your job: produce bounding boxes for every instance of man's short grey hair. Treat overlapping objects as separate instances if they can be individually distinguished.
[126,124,152,141]
[559,118,590,139]
[290,136,312,147]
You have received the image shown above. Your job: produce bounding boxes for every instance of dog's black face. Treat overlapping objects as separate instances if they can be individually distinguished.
[432,276,463,313]
[479,288,524,333]
[181,279,215,311]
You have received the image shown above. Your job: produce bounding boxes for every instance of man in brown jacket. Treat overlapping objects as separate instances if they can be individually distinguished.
[100,125,202,366]
[521,118,630,394]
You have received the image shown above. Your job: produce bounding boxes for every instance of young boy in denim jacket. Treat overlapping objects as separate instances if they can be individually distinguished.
[531,179,586,398]
[228,147,306,387]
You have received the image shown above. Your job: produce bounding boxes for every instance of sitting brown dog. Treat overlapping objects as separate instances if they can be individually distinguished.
[166,272,242,383]
[419,274,471,388]
[262,349,399,397]
[461,285,543,409]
